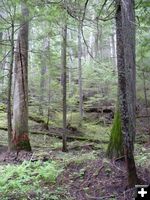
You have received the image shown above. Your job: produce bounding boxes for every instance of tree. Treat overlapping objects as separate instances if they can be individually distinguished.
[11,1,31,151]
[7,14,15,151]
[39,37,48,116]
[61,22,68,152]
[116,0,138,186]
[78,21,83,119]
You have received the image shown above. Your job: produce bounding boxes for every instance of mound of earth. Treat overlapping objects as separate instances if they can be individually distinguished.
[57,159,149,200]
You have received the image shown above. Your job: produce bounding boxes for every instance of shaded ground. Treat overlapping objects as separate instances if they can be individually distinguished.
[0,108,150,200]
[57,159,150,200]
[0,142,149,200]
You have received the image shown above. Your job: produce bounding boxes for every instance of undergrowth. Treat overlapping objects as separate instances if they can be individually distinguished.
[0,161,63,200]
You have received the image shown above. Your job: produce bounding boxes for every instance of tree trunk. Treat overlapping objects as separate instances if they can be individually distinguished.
[39,55,46,115]
[61,23,68,152]
[94,17,99,58]
[142,70,149,115]
[78,22,83,119]
[110,27,117,71]
[68,29,74,98]
[46,39,51,130]
[142,70,150,140]
[7,21,14,151]
[116,0,138,187]
[0,32,5,95]
[11,2,31,151]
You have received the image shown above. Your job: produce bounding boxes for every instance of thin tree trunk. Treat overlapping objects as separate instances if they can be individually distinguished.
[110,27,117,70]
[12,2,31,151]
[46,39,51,130]
[142,70,150,140]
[61,23,68,152]
[94,18,99,58]
[99,25,103,60]
[39,59,46,116]
[46,75,51,130]
[0,32,5,94]
[78,22,83,119]
[68,29,74,98]
[39,37,49,116]
[7,21,15,151]
[142,70,149,115]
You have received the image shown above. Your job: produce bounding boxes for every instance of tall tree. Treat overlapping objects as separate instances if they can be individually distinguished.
[11,1,31,151]
[7,17,15,151]
[78,21,83,119]
[61,22,68,152]
[116,0,138,186]
[39,38,48,116]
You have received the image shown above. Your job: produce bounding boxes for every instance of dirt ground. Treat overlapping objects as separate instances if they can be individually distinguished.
[0,109,150,200]
[0,143,149,200]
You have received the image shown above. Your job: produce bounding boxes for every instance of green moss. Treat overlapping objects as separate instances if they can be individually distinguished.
[17,140,32,151]
[106,109,123,158]
[82,121,110,142]
[11,134,32,151]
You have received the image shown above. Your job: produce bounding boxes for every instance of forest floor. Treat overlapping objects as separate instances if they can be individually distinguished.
[0,110,150,200]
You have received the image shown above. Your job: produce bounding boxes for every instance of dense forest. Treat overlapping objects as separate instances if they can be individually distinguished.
[0,0,150,199]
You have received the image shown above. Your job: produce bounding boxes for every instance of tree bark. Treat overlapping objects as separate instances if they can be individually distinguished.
[142,70,149,115]
[68,29,74,98]
[11,2,31,151]
[78,22,83,119]
[116,0,138,187]
[39,63,46,116]
[61,23,68,152]
[7,21,14,151]
[142,70,150,140]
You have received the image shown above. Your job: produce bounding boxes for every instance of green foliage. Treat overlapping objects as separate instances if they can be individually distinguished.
[106,110,123,158]
[36,161,62,183]
[0,161,63,199]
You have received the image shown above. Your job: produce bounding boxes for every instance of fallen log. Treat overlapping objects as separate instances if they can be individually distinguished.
[29,115,46,124]
[0,126,107,144]
[30,130,108,144]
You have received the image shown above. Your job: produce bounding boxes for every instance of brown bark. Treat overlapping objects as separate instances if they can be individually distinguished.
[39,37,49,116]
[142,70,150,141]
[39,58,46,116]
[78,21,83,119]
[7,21,14,151]
[11,2,31,151]
[116,0,138,187]
[61,23,68,152]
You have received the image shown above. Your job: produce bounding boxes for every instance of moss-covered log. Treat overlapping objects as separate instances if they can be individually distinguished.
[31,130,107,144]
[0,126,107,144]
[29,115,49,130]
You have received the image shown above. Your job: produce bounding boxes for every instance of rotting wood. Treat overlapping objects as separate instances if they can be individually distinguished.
[0,126,107,143]
[30,130,107,144]
[29,115,46,124]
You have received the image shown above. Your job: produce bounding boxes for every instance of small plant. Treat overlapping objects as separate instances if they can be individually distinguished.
[0,161,63,199]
